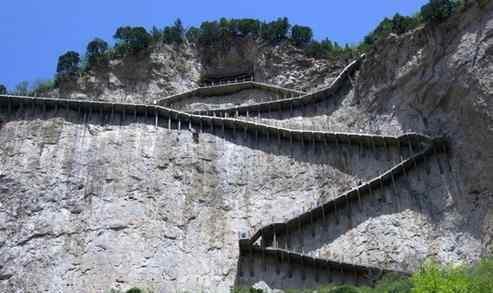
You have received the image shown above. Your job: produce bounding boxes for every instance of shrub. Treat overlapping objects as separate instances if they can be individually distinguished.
[421,0,461,23]
[468,258,493,292]
[412,260,470,293]
[86,38,109,69]
[30,79,55,96]
[114,26,152,56]
[291,25,313,46]
[125,288,143,293]
[330,285,360,293]
[14,81,30,96]
[0,84,6,95]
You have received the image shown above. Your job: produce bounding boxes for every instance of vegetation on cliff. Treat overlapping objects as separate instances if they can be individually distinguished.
[0,0,485,96]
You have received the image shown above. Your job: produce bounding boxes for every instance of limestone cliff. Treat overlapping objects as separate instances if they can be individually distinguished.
[1,2,493,293]
[55,40,347,103]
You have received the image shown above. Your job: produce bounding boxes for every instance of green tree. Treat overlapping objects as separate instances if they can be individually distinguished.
[261,17,290,43]
[86,38,109,69]
[198,21,221,46]
[291,25,313,46]
[236,19,261,37]
[162,19,185,44]
[151,26,162,44]
[30,79,55,96]
[185,26,200,43]
[421,0,460,23]
[0,84,6,95]
[114,26,152,56]
[14,81,29,96]
[56,51,80,77]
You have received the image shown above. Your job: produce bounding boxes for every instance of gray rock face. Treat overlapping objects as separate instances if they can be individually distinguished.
[1,3,493,292]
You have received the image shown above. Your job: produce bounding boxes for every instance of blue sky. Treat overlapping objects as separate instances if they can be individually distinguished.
[0,0,428,90]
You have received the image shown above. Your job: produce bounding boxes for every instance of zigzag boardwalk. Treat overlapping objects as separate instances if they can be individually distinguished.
[0,63,450,288]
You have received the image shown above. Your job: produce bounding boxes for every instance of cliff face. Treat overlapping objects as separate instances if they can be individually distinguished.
[56,40,346,103]
[1,3,493,293]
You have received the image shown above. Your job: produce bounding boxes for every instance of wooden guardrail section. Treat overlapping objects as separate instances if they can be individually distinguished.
[157,81,305,108]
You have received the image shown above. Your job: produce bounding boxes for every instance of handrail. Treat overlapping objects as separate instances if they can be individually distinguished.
[239,243,410,278]
[157,81,305,108]
[189,55,364,116]
[0,94,433,148]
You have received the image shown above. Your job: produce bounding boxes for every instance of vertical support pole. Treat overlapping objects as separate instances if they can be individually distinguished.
[221,114,225,139]
[249,246,254,277]
[334,202,339,225]
[322,204,327,232]
[7,97,13,119]
[371,136,377,160]
[42,100,47,120]
[100,105,104,126]
[391,173,400,211]
[178,114,182,134]
[397,139,407,176]
[154,109,158,129]
[110,103,114,125]
[310,209,315,238]
[357,187,362,212]
[347,195,353,229]
[261,228,266,272]
[168,113,172,131]
[409,141,420,181]
[434,146,444,174]
[443,143,452,172]
[134,106,137,123]
[31,99,35,117]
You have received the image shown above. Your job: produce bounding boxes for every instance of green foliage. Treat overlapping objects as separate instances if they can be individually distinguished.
[185,26,200,43]
[469,258,493,292]
[114,26,152,56]
[0,84,6,95]
[56,51,80,82]
[305,38,359,61]
[291,25,313,46]
[30,79,55,96]
[331,285,360,293]
[261,17,290,43]
[231,258,492,293]
[86,38,109,69]
[476,0,490,8]
[362,13,421,48]
[412,261,470,293]
[162,19,185,45]
[421,0,461,23]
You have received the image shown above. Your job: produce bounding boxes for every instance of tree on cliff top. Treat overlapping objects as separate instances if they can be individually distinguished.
[55,51,80,86]
[0,84,6,95]
[421,0,462,23]
[114,26,152,56]
[162,19,185,45]
[86,38,109,69]
[291,25,313,46]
